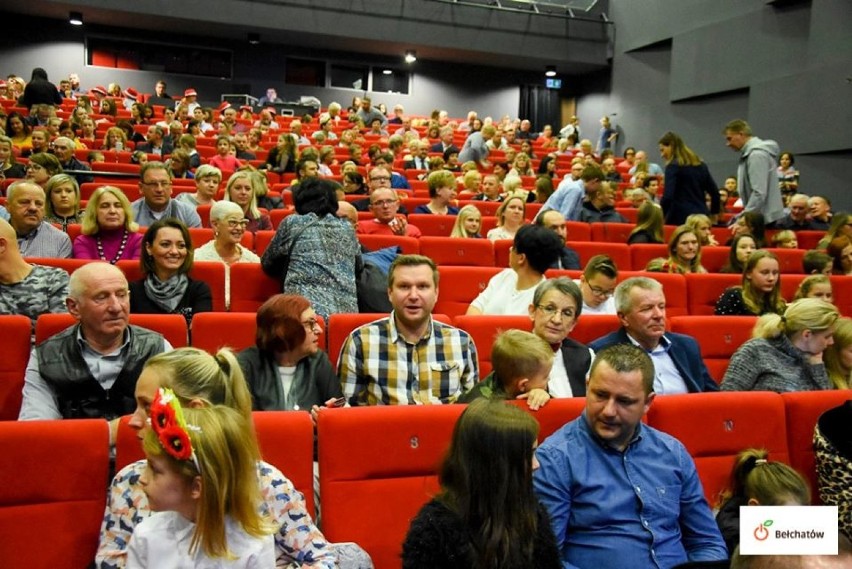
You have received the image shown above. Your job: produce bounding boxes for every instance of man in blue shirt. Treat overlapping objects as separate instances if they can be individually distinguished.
[538,164,603,222]
[534,344,727,569]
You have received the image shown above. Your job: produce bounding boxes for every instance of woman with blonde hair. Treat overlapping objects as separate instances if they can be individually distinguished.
[487,193,527,241]
[73,185,143,262]
[627,202,664,244]
[794,274,833,303]
[823,317,852,389]
[508,152,535,178]
[224,170,272,233]
[101,126,128,151]
[721,298,838,392]
[685,213,719,246]
[450,205,483,239]
[716,250,785,316]
[817,212,852,249]
[650,225,705,274]
[44,174,83,230]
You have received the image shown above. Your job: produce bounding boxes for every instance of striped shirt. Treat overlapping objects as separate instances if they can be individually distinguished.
[18,221,73,259]
[338,314,479,405]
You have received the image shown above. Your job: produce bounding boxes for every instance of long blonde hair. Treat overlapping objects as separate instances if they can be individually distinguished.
[823,317,852,389]
[81,186,139,235]
[630,202,664,243]
[752,298,838,341]
[451,204,482,238]
[495,193,526,229]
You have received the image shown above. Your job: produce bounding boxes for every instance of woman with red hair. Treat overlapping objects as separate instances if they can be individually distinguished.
[236,294,343,412]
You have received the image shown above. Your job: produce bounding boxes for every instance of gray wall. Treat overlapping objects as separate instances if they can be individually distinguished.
[579,0,852,209]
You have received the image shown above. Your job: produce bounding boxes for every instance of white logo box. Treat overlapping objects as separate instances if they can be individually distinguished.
[740,506,838,555]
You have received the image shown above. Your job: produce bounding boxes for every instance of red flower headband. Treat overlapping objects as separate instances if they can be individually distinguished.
[149,388,201,472]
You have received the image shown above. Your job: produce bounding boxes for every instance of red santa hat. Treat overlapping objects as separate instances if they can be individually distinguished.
[184,88,198,98]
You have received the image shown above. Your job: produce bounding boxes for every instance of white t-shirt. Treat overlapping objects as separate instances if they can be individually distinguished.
[470,269,544,315]
[547,345,596,398]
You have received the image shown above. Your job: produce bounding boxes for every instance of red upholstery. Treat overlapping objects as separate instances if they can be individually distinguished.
[327,313,451,370]
[452,315,532,376]
[647,392,789,506]
[830,276,852,317]
[358,234,420,255]
[34,313,188,347]
[318,405,464,569]
[571,314,622,344]
[228,264,280,312]
[780,391,852,504]
[187,261,228,312]
[269,208,295,228]
[0,315,31,420]
[685,273,740,315]
[701,247,731,273]
[567,241,631,270]
[419,236,495,266]
[626,271,689,317]
[407,214,458,237]
[510,397,587,441]
[766,248,806,274]
[114,415,144,471]
[433,266,502,318]
[254,230,276,255]
[191,312,260,354]
[590,222,634,244]
[0,420,109,569]
[629,243,668,271]
[794,231,824,250]
[670,315,756,382]
[22,257,87,274]
[565,221,592,241]
[196,204,212,227]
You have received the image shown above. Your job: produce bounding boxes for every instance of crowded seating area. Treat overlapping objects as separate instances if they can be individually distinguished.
[1,73,851,568]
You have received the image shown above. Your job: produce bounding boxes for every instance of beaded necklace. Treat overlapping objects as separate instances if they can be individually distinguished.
[96,230,130,265]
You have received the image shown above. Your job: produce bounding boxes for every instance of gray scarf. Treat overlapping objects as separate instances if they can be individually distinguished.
[143,273,188,313]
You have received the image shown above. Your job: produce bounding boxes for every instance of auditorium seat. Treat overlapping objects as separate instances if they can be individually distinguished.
[508,397,587,440]
[269,208,295,228]
[0,315,31,420]
[766,247,806,274]
[669,315,756,382]
[830,276,852,317]
[433,266,502,318]
[253,230,275,255]
[188,227,252,254]
[358,234,420,255]
[407,214,457,237]
[0,419,109,569]
[419,236,495,266]
[566,241,631,270]
[35,313,189,347]
[590,222,634,243]
[191,312,261,354]
[685,273,740,315]
[647,391,789,506]
[452,315,532,376]
[701,246,731,273]
[228,264,280,312]
[629,243,668,271]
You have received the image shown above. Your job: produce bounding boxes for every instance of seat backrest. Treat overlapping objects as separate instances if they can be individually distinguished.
[0,315,32,420]
[629,243,669,272]
[407,214,457,237]
[189,261,228,312]
[433,266,502,318]
[452,315,532,376]
[701,246,730,273]
[830,275,852,317]
[623,271,689,317]
[357,234,420,255]
[766,247,806,274]
[228,264,280,312]
[568,241,631,270]
[35,313,188,347]
[0,419,109,569]
[647,392,789,507]
[780,391,852,504]
[419,236,495,266]
[22,257,87,274]
[590,222,634,243]
[254,230,276,255]
[191,312,260,354]
[685,273,740,315]
[318,405,464,569]
[669,315,756,382]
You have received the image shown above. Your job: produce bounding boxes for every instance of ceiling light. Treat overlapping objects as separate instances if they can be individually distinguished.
[248,33,261,45]
[69,11,83,26]
[545,66,557,77]
[404,50,417,64]
[383,69,393,75]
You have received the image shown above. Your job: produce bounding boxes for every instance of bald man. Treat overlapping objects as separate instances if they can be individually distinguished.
[5,180,72,258]
[0,218,69,333]
[336,200,358,230]
[19,263,171,431]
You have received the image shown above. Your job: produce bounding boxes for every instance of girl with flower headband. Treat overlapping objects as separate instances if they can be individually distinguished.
[714,448,810,554]
[96,347,343,569]
[127,389,276,567]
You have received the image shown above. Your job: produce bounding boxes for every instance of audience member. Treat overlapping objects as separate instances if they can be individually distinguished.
[720,233,757,274]
[403,399,560,568]
[770,229,798,249]
[774,194,814,231]
[357,187,421,237]
[458,124,495,168]
[578,181,626,223]
[129,218,212,324]
[6,180,72,258]
[174,164,222,207]
[814,401,852,543]
[576,254,618,315]
[0,134,26,178]
[817,212,852,249]
[535,209,581,269]
[534,344,728,568]
[51,136,93,185]
[413,170,458,215]
[449,204,482,238]
[686,213,719,246]
[722,298,838,392]
[715,250,785,316]
[723,119,783,225]
[467,224,562,315]
[43,174,83,231]
[827,236,852,276]
[72,185,143,263]
[538,164,603,222]
[803,249,833,275]
[337,254,478,405]
[131,162,201,228]
[355,96,387,128]
[794,274,833,305]
[136,125,173,156]
[458,330,554,410]
[262,178,361,319]
[822,317,852,389]
[628,202,664,244]
[590,276,719,394]
[24,152,62,189]
[529,278,594,397]
[651,224,707,274]
[223,170,272,233]
[658,131,720,225]
[486,194,526,241]
[807,195,832,230]
[19,262,170,427]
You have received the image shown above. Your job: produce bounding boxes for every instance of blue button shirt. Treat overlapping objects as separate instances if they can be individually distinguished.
[538,177,586,221]
[533,412,727,569]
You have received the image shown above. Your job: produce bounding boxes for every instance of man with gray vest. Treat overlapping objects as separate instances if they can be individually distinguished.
[18,262,171,443]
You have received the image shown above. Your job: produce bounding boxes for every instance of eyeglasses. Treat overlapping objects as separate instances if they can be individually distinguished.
[370,199,397,207]
[370,176,391,183]
[587,284,616,298]
[537,305,576,320]
[225,219,249,228]
[141,181,172,189]
[302,318,321,331]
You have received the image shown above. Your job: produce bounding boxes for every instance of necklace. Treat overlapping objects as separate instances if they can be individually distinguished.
[97,230,130,264]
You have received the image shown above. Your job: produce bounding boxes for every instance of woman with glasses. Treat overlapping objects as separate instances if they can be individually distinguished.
[130,218,212,324]
[194,201,260,310]
[24,152,63,189]
[576,254,619,315]
[237,293,343,412]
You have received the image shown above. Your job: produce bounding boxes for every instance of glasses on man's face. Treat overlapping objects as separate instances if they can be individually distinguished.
[587,283,615,298]
[225,219,249,228]
[371,176,391,183]
[141,180,172,189]
[302,318,321,331]
[370,199,397,208]
[537,305,576,320]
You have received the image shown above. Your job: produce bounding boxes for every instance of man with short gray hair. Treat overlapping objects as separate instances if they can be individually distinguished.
[589,276,718,394]
[5,181,72,258]
[52,136,93,184]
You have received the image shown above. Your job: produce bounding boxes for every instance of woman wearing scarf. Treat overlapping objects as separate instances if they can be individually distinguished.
[130,218,212,325]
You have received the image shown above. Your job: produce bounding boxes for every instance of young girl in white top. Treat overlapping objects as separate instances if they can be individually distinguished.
[127,389,277,568]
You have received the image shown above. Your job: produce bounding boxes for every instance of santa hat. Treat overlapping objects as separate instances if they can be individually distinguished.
[184,88,198,98]
[217,101,232,113]
[0,80,6,89]
[91,85,108,96]
[123,87,138,100]
[239,105,252,112]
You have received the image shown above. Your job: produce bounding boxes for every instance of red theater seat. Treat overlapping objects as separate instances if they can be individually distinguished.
[191,312,260,354]
[358,234,420,255]
[419,236,495,266]
[407,214,457,237]
[229,264,280,312]
[670,315,756,382]
[433,266,502,318]
[0,315,31,420]
[629,243,669,272]
[685,273,740,315]
[35,313,188,347]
